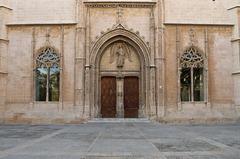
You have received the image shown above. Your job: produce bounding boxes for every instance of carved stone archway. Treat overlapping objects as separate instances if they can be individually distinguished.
[88,26,151,118]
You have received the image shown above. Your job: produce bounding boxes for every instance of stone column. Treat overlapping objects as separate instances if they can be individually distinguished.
[83,6,91,118]
[149,7,157,118]
[155,0,166,118]
[75,0,86,118]
[0,2,12,123]
[176,26,181,111]
[204,27,210,108]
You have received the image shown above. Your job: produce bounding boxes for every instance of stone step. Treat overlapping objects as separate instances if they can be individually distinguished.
[88,118,150,123]
[84,156,155,159]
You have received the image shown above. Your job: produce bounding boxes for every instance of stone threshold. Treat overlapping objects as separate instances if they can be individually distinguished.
[88,118,150,123]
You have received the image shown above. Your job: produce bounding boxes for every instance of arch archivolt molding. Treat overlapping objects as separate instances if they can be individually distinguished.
[90,24,150,66]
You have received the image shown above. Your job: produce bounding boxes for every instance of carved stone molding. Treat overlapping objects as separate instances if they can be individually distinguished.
[0,5,12,10]
[84,1,156,8]
[90,26,151,67]
[0,39,9,44]
[0,72,8,75]
[228,5,240,10]
[232,71,240,75]
[180,47,204,68]
[91,24,149,49]
[36,47,60,68]
[231,38,240,42]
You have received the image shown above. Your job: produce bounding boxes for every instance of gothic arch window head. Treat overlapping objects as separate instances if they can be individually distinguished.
[36,47,60,68]
[180,47,204,68]
[180,47,204,102]
[35,47,60,102]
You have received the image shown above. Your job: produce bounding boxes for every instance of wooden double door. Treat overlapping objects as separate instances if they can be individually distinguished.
[101,76,139,118]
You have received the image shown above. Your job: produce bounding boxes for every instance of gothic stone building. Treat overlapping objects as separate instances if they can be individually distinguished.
[0,0,240,124]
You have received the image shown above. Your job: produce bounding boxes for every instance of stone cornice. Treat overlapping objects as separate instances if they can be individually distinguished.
[0,5,12,10]
[0,71,8,75]
[228,5,240,10]
[231,38,240,42]
[164,22,234,26]
[6,22,77,26]
[0,39,9,43]
[233,71,240,75]
[84,1,156,8]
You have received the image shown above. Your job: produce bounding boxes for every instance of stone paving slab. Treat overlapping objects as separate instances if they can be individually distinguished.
[0,122,240,159]
[153,138,220,152]
[88,139,161,155]
[178,125,240,150]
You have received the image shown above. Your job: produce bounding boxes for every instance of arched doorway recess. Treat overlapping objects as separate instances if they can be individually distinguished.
[89,26,151,118]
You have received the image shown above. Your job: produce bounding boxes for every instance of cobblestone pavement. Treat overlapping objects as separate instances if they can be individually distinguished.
[0,121,240,159]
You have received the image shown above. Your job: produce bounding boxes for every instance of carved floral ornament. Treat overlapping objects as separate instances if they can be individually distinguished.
[180,47,204,68]
[36,47,60,68]
[84,2,156,8]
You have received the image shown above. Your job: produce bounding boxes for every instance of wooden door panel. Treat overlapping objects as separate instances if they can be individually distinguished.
[124,77,139,118]
[101,77,116,118]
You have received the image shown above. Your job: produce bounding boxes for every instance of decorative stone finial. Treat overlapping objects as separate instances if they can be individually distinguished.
[116,6,123,24]
[45,28,51,46]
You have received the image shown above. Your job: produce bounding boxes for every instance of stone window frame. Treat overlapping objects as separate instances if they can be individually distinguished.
[34,46,61,102]
[178,46,208,106]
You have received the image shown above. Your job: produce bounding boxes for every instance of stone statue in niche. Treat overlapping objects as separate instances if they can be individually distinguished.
[110,42,132,68]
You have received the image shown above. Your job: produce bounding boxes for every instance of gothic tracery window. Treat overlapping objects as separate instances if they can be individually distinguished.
[180,47,204,102]
[36,47,60,102]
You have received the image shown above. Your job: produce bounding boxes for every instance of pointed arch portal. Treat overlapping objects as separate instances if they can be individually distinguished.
[88,27,151,118]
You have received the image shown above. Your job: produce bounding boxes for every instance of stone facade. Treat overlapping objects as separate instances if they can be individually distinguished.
[0,0,239,124]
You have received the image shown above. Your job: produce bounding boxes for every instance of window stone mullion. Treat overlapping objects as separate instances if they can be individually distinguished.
[191,67,194,102]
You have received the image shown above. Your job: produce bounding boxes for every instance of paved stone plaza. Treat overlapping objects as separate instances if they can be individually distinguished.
[0,121,240,159]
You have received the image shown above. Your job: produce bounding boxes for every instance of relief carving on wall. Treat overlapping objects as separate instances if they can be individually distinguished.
[110,42,132,68]
[189,28,198,46]
[116,6,123,24]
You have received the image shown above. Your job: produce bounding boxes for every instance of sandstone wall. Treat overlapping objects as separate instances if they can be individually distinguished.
[5,0,236,25]
[9,0,76,24]
[165,0,233,25]
[228,2,240,116]
[164,25,236,122]
[89,7,151,47]
[0,0,239,123]
[0,3,12,123]
[4,25,80,124]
